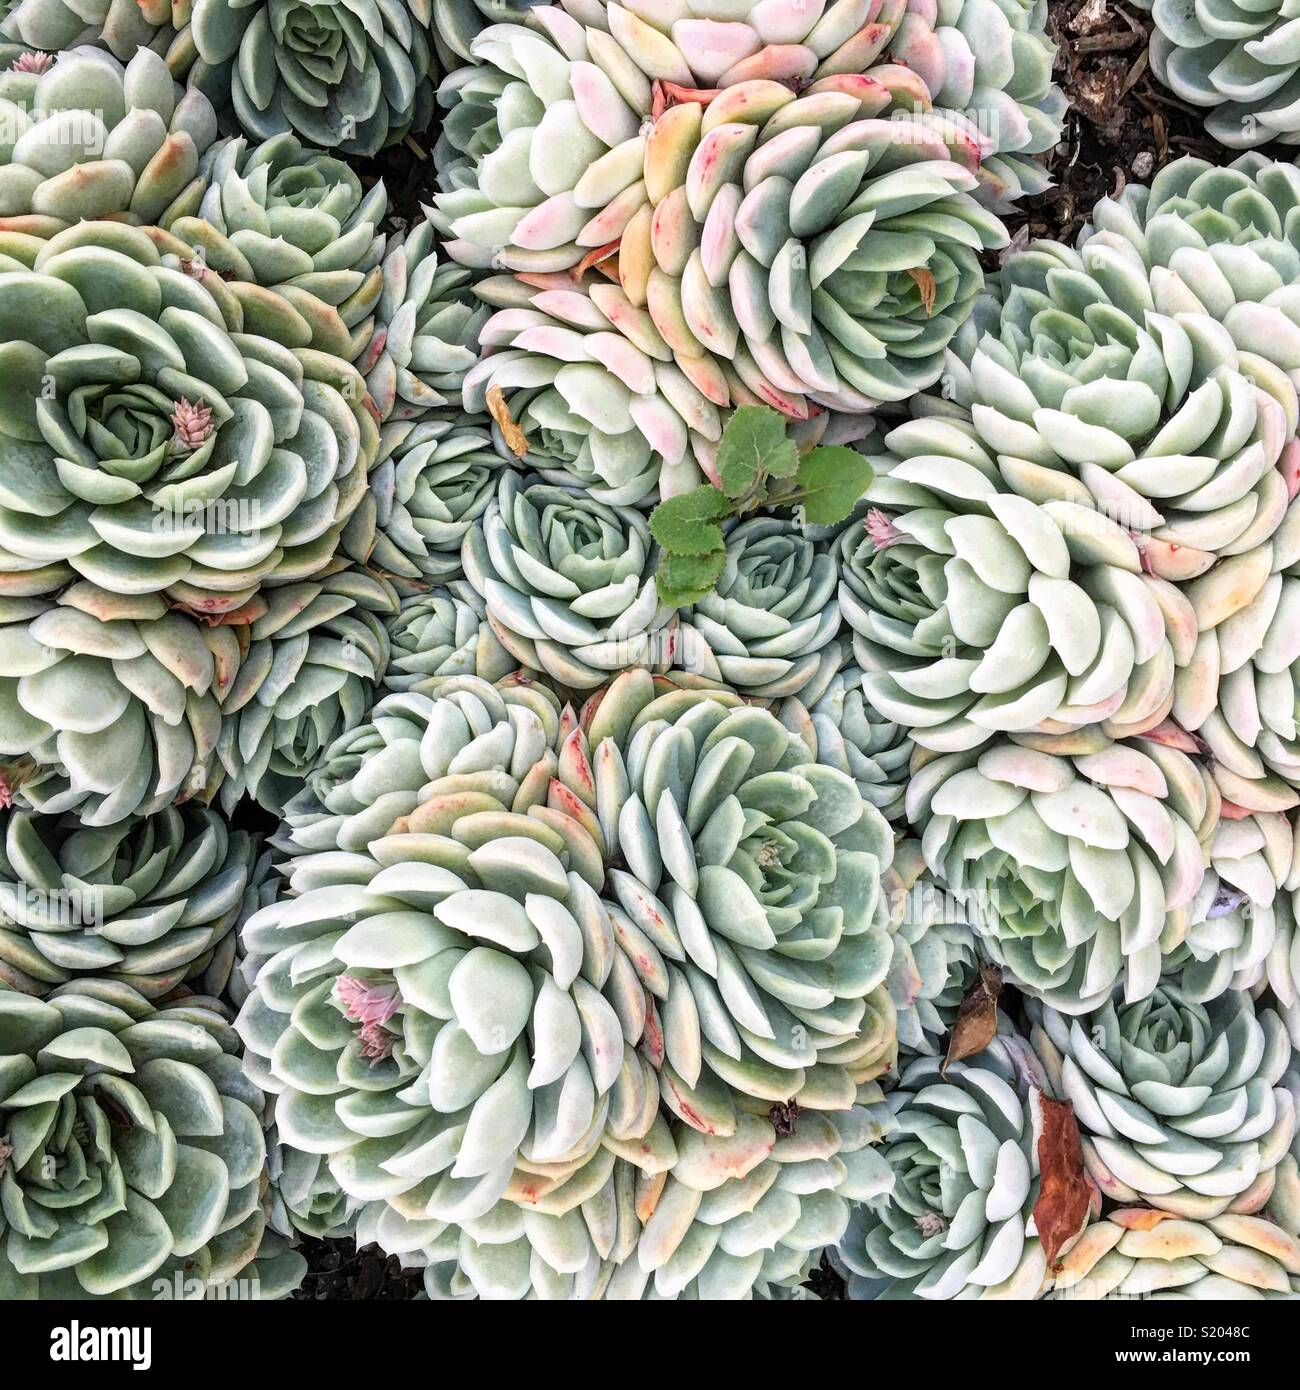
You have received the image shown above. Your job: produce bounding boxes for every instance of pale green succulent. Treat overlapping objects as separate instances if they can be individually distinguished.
[463,274,720,507]
[0,46,215,224]
[0,0,193,75]
[162,131,387,363]
[779,661,914,822]
[214,566,397,815]
[189,0,437,156]
[360,218,487,424]
[0,585,228,827]
[900,216,1300,748]
[365,412,508,591]
[680,518,844,704]
[435,10,1008,413]
[0,221,373,612]
[0,804,257,999]
[461,472,676,690]
[837,1034,1067,1300]
[0,980,304,1298]
[383,584,514,693]
[1048,1208,1300,1300]
[1170,807,1300,1005]
[909,731,1215,1014]
[1030,987,1295,1220]
[1146,0,1300,148]
[237,667,898,1298]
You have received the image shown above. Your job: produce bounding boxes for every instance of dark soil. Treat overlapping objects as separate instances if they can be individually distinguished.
[291,1239,425,1301]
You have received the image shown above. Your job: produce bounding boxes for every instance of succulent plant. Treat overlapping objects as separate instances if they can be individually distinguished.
[0,585,227,827]
[161,132,387,363]
[237,667,898,1298]
[435,10,1009,414]
[383,584,514,692]
[1047,1208,1300,1299]
[1169,501,1300,815]
[431,0,546,63]
[886,0,1065,210]
[837,1034,1065,1300]
[0,0,192,76]
[359,218,488,424]
[0,47,216,224]
[461,472,677,689]
[1146,0,1300,148]
[1030,987,1295,1220]
[214,566,397,814]
[906,235,1300,748]
[188,0,437,156]
[840,416,1194,749]
[0,804,258,999]
[677,517,844,704]
[0,980,302,1298]
[363,412,509,591]
[778,660,914,822]
[0,222,373,612]
[462,273,722,507]
[1170,805,1300,1005]
[907,731,1214,1013]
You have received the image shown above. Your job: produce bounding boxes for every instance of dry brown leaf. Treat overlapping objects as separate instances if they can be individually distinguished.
[907,266,936,316]
[941,962,1002,1074]
[1033,1093,1094,1268]
[486,384,529,458]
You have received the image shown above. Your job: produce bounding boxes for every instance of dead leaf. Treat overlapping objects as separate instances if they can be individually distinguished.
[941,962,1002,1074]
[907,266,936,316]
[486,384,529,458]
[1033,1093,1093,1268]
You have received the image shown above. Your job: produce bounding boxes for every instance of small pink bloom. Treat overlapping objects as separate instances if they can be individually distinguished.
[866,508,903,551]
[11,52,54,74]
[171,397,215,449]
[336,975,401,1027]
[356,1022,396,1062]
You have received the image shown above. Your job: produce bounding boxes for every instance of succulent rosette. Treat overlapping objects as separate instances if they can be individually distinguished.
[837,1034,1073,1300]
[435,9,1009,417]
[461,471,676,689]
[908,731,1214,1013]
[462,273,721,507]
[678,517,844,704]
[1048,1207,1300,1300]
[0,221,373,612]
[0,804,257,999]
[236,668,898,1298]
[188,0,437,156]
[0,47,216,224]
[162,132,387,363]
[778,660,913,822]
[1146,0,1300,148]
[1030,988,1295,1219]
[0,585,228,827]
[214,567,397,814]
[364,412,508,591]
[0,980,304,1298]
[0,1,193,76]
[887,0,1065,209]
[840,416,1196,751]
[358,218,487,424]
[383,584,514,692]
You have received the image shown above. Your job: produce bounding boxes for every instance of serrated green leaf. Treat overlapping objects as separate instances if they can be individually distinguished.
[717,405,798,498]
[796,446,875,526]
[655,549,726,607]
[649,487,731,557]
